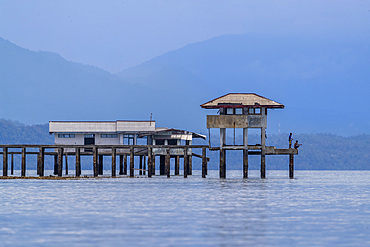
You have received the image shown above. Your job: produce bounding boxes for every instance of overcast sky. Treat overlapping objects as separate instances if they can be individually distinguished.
[0,0,369,73]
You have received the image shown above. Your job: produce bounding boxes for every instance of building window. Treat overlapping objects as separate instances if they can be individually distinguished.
[58,134,75,138]
[226,108,234,115]
[255,108,261,114]
[101,134,118,138]
[235,108,243,115]
[84,134,95,138]
[248,108,255,114]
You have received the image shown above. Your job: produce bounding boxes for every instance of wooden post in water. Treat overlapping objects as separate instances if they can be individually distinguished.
[98,154,103,175]
[160,155,165,175]
[220,128,226,179]
[76,147,81,177]
[261,148,266,179]
[130,147,134,178]
[143,155,146,175]
[261,127,266,179]
[202,147,207,178]
[165,148,170,178]
[139,155,143,175]
[147,147,152,178]
[175,156,179,175]
[39,147,44,177]
[37,148,41,176]
[184,147,188,178]
[119,155,124,175]
[93,146,98,177]
[21,147,26,177]
[289,154,294,179]
[152,155,156,175]
[243,128,248,179]
[112,148,116,177]
[123,154,128,175]
[58,147,63,177]
[65,153,69,175]
[11,153,14,175]
[54,154,58,175]
[3,147,8,177]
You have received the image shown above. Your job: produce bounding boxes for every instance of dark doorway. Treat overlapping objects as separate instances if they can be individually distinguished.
[84,134,95,152]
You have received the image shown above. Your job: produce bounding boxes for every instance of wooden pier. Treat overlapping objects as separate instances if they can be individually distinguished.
[0,144,209,179]
[0,143,297,179]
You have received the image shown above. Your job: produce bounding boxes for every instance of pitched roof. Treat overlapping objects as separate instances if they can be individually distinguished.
[200,93,284,109]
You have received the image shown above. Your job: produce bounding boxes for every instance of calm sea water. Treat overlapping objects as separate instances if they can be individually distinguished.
[0,170,369,247]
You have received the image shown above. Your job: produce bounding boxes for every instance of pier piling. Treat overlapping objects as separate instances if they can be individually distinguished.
[130,147,134,177]
[76,147,81,177]
[3,147,8,177]
[112,148,116,177]
[289,154,294,179]
[166,148,170,178]
[21,148,26,177]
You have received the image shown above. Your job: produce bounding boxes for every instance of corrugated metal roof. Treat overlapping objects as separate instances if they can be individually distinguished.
[200,93,284,109]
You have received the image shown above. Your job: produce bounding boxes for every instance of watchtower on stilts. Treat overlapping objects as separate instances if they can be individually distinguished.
[201,93,297,179]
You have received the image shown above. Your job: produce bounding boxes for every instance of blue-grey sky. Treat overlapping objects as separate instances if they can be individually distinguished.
[0,0,369,73]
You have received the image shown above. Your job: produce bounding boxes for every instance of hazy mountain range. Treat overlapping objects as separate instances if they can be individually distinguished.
[1,33,369,135]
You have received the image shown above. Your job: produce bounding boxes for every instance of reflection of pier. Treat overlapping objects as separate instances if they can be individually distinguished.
[0,144,209,178]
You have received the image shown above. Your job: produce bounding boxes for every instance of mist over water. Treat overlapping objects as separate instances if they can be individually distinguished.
[0,170,369,246]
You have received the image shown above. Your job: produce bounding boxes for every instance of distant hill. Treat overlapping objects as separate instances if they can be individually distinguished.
[118,33,370,135]
[0,37,148,124]
[1,34,369,136]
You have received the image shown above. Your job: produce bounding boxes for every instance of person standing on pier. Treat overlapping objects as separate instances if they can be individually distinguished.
[289,133,293,148]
